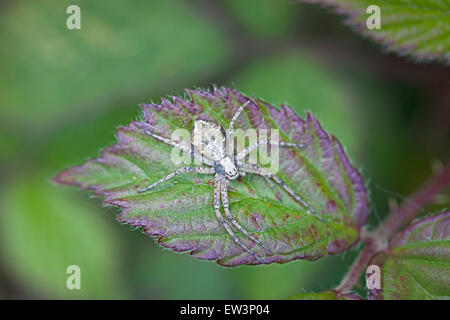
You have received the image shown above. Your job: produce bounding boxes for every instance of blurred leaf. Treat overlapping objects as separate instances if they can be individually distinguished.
[288,290,362,300]
[232,50,362,153]
[54,88,368,267]
[0,129,22,165]
[0,0,231,128]
[130,247,234,299]
[131,238,337,299]
[223,0,299,37]
[44,103,139,171]
[233,258,329,299]
[370,211,450,300]
[0,173,124,298]
[297,0,450,64]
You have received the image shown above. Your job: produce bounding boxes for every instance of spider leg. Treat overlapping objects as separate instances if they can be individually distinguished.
[143,129,214,166]
[226,99,252,156]
[237,139,307,161]
[214,175,266,264]
[238,163,325,222]
[143,129,191,153]
[241,173,279,201]
[220,179,274,254]
[263,176,283,202]
[137,166,214,194]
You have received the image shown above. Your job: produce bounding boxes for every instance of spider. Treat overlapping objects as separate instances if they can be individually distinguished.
[137,98,324,264]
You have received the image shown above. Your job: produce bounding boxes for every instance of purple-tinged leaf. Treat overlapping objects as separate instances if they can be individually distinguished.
[297,0,450,64]
[54,88,368,267]
[369,211,450,299]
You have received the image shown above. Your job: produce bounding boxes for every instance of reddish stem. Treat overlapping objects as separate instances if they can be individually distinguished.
[373,164,450,240]
[336,163,450,293]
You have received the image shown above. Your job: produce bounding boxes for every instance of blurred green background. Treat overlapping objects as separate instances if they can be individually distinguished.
[0,0,448,299]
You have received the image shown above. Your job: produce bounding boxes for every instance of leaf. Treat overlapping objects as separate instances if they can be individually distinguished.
[0,173,124,298]
[369,211,450,300]
[223,0,300,37]
[233,50,362,152]
[0,0,231,128]
[54,87,369,267]
[288,290,362,300]
[296,0,450,64]
[234,259,330,299]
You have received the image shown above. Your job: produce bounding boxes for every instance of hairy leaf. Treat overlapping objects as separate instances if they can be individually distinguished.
[54,88,368,267]
[369,211,450,299]
[297,0,450,64]
[288,290,362,300]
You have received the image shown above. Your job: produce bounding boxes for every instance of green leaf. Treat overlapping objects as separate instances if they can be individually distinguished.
[0,173,124,298]
[288,290,362,300]
[369,211,450,300]
[233,259,330,299]
[297,0,450,64]
[223,0,300,37]
[55,88,368,267]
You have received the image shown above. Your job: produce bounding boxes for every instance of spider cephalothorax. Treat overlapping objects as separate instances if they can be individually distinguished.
[138,98,324,263]
[192,120,239,180]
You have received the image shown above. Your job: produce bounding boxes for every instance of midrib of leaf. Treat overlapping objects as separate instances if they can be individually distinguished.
[128,184,347,239]
[166,224,332,257]
[160,217,323,240]
[120,167,309,218]
[82,161,142,190]
[121,183,212,205]
[107,150,148,176]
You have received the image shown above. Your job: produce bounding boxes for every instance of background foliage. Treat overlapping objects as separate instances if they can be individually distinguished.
[0,0,448,299]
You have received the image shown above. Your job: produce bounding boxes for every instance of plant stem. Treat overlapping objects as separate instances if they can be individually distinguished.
[336,163,450,293]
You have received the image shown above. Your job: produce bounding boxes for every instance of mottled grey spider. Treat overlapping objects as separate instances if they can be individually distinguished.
[137,98,324,263]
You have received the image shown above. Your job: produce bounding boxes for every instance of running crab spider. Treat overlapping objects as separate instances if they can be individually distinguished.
[137,98,325,264]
